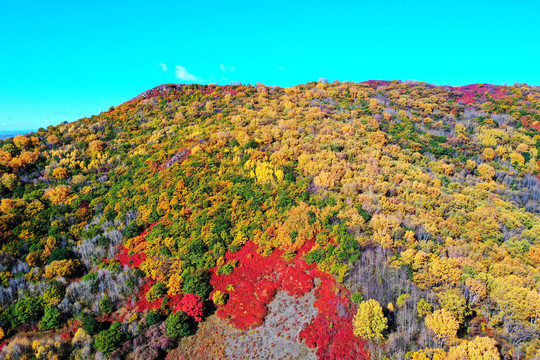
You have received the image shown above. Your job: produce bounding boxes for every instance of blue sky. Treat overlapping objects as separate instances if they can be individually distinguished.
[1,0,539,131]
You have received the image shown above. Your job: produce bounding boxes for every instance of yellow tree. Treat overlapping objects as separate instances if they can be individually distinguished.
[438,289,470,324]
[477,164,495,180]
[52,167,69,180]
[353,299,388,340]
[447,337,500,360]
[275,202,320,251]
[425,308,459,345]
[482,148,495,161]
[44,259,81,279]
[44,185,73,205]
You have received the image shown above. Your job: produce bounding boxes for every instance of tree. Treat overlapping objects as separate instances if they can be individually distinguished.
[44,185,73,205]
[482,148,495,161]
[52,167,69,179]
[182,271,212,299]
[425,308,459,345]
[438,289,470,324]
[12,135,30,149]
[165,311,195,338]
[447,336,500,359]
[38,306,63,330]
[80,313,103,335]
[11,296,44,326]
[145,310,163,326]
[99,295,113,315]
[89,140,105,154]
[464,278,487,306]
[94,321,124,356]
[353,299,388,340]
[44,259,80,279]
[477,164,495,180]
[47,247,76,264]
[275,202,320,251]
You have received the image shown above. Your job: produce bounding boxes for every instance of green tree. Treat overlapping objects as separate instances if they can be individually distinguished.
[12,296,44,326]
[182,271,212,299]
[99,295,113,315]
[166,311,195,338]
[80,313,103,335]
[145,310,163,326]
[47,247,76,264]
[39,306,63,330]
[94,321,124,356]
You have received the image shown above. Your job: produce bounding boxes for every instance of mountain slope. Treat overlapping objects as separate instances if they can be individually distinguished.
[0,80,539,359]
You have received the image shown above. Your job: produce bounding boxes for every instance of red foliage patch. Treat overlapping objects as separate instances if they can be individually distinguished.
[453,83,507,104]
[210,241,314,330]
[135,281,164,312]
[60,319,81,341]
[210,240,369,359]
[521,116,540,131]
[279,265,313,298]
[134,281,205,323]
[174,294,204,322]
[116,221,159,268]
[116,246,147,268]
[299,267,369,360]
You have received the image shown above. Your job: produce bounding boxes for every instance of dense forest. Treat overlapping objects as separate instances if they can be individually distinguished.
[0,80,539,359]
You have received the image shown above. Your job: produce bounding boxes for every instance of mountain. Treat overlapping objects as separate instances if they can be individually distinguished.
[0,80,539,359]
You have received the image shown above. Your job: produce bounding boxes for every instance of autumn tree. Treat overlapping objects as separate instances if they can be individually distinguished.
[353,299,388,340]
[446,336,500,360]
[44,185,73,205]
[425,308,459,345]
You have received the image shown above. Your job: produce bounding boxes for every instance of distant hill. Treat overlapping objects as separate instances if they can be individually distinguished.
[0,129,36,140]
[0,81,539,360]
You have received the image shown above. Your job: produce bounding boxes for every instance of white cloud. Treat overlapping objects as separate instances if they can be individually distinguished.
[175,65,200,82]
[157,63,168,72]
[220,64,235,73]
[277,66,287,71]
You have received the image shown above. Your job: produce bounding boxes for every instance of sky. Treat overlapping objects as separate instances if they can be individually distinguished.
[1,0,539,132]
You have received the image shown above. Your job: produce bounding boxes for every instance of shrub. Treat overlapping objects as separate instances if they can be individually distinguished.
[175,294,204,321]
[212,290,228,305]
[351,292,364,304]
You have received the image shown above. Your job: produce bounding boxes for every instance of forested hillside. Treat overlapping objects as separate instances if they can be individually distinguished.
[0,80,539,359]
